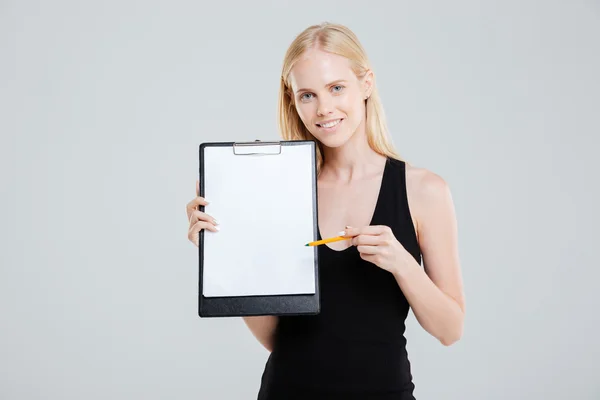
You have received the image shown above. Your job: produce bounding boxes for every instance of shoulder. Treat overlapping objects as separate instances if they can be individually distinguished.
[403,162,454,237]
[405,162,450,201]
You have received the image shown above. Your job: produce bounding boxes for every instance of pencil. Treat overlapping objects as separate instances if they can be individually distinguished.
[305,235,348,247]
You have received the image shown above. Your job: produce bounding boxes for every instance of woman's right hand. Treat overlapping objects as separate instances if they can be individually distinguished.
[186,180,219,247]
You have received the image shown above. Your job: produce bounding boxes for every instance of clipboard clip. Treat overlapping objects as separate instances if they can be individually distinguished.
[233,140,282,155]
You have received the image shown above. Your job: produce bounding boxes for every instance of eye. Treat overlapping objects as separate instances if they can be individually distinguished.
[332,85,344,93]
[300,93,313,101]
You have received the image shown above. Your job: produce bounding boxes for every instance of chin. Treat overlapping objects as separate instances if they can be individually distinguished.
[316,134,352,148]
[309,125,355,149]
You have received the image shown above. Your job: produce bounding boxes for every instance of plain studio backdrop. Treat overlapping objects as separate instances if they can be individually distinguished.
[1,1,598,399]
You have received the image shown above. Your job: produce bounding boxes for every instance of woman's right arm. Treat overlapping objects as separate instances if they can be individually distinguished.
[242,316,278,352]
[187,181,279,352]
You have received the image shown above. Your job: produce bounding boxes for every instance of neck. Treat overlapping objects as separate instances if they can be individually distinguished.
[321,123,386,182]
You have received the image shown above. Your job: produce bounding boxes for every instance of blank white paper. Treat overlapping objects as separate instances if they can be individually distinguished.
[201,143,317,297]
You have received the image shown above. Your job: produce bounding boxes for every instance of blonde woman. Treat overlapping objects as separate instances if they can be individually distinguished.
[186,22,465,400]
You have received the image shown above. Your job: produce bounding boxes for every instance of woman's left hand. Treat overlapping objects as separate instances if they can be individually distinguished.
[343,225,412,275]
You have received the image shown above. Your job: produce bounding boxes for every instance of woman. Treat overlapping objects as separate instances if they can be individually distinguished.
[186,22,465,400]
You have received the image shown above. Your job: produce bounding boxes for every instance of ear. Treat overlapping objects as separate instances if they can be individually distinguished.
[362,70,374,100]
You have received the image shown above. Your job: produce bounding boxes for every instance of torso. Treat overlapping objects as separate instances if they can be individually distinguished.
[258,156,422,399]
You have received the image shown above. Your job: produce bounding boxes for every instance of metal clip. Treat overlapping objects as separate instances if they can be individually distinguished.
[232,140,282,155]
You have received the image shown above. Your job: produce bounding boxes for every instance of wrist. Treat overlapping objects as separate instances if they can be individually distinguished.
[392,255,419,281]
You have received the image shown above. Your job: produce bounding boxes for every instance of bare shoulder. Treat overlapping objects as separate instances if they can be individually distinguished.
[404,162,453,239]
[405,162,450,200]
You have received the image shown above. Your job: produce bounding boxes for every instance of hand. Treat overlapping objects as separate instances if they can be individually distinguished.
[343,225,411,275]
[186,180,219,246]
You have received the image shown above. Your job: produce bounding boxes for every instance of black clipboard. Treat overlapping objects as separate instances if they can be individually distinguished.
[198,140,320,317]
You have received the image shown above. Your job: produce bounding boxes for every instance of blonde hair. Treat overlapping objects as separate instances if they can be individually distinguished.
[278,22,403,173]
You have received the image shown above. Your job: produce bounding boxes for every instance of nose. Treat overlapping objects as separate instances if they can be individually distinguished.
[316,96,334,117]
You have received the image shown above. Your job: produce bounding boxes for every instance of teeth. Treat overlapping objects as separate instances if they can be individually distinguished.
[320,119,341,128]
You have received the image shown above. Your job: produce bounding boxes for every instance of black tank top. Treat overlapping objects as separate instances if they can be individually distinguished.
[257,158,422,400]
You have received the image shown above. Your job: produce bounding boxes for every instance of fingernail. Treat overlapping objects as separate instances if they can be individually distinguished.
[213,219,218,225]
[338,230,346,236]
[214,225,220,231]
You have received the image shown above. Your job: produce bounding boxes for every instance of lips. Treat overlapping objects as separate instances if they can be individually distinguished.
[316,118,344,128]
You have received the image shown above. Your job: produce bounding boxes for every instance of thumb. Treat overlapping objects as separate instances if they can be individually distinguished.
[196,179,200,196]
[342,226,357,237]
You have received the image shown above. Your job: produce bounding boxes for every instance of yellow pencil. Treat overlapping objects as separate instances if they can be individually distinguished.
[305,235,349,247]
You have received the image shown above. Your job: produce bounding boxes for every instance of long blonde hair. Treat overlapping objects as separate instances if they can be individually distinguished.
[278,22,403,173]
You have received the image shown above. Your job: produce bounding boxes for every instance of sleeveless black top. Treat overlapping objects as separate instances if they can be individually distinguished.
[257,158,422,400]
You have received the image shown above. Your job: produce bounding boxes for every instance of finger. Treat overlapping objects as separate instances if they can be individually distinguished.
[192,220,219,233]
[352,234,382,246]
[359,252,377,263]
[189,210,218,225]
[188,220,219,244]
[196,180,200,197]
[341,226,357,237]
[186,196,209,217]
[356,245,378,255]
[186,196,209,211]
[345,225,389,237]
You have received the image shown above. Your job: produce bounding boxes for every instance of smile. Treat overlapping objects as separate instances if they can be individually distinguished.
[316,118,343,128]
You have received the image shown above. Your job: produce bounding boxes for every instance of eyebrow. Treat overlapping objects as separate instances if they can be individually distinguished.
[295,79,347,94]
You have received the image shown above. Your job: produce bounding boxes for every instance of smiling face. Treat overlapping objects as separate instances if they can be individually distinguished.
[288,49,372,149]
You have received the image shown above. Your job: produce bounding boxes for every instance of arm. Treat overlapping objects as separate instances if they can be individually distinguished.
[396,171,465,346]
[242,316,279,352]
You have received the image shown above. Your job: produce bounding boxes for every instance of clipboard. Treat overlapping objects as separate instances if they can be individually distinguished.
[198,140,320,317]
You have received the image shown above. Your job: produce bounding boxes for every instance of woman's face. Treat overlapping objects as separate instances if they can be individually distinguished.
[288,49,372,149]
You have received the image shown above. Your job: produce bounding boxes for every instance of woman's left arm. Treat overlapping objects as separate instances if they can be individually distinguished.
[345,171,465,346]
[395,171,465,346]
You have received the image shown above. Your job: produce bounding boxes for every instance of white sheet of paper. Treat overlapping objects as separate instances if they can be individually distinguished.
[201,143,317,297]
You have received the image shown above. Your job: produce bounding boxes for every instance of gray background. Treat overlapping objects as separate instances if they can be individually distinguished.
[1,0,599,399]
